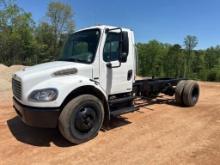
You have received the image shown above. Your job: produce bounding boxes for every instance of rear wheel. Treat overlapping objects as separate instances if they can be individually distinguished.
[175,80,200,107]
[182,81,200,107]
[58,94,104,144]
[175,80,186,105]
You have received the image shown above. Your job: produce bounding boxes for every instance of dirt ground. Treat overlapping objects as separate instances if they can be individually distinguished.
[0,65,220,164]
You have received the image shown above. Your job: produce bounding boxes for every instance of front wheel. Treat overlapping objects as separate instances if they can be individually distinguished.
[58,94,104,144]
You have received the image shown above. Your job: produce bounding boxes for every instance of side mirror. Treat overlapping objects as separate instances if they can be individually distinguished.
[120,31,129,62]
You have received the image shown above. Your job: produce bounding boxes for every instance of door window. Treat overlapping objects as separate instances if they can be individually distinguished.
[103,33,121,62]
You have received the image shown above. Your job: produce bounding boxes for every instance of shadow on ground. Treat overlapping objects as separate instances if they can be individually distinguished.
[7,116,73,147]
[7,115,132,147]
[7,97,178,147]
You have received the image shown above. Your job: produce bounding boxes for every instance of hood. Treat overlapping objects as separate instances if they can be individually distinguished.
[14,61,93,90]
[21,61,91,74]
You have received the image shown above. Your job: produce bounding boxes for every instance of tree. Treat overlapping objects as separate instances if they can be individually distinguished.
[184,35,198,77]
[205,46,220,69]
[163,44,184,78]
[0,1,219,82]
[205,46,220,81]
[46,1,75,58]
[136,43,150,76]
[0,0,75,65]
[191,50,206,80]
[35,22,55,62]
[136,40,169,77]
[0,0,37,65]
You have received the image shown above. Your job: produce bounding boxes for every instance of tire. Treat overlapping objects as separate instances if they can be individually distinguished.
[175,80,186,105]
[58,94,104,144]
[182,80,200,107]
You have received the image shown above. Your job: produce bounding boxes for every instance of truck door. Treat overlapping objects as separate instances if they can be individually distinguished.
[99,31,133,95]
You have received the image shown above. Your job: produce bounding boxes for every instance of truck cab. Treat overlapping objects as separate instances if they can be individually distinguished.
[12,25,200,144]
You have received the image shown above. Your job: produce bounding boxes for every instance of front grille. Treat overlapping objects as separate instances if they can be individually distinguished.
[12,78,22,100]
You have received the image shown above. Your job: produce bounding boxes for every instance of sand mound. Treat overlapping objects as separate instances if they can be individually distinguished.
[0,78,11,92]
[0,65,24,83]
[9,65,25,73]
[0,64,8,72]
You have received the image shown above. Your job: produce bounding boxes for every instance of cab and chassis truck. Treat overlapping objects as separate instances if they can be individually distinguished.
[12,25,200,144]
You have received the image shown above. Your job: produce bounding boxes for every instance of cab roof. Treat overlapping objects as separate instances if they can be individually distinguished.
[76,25,132,33]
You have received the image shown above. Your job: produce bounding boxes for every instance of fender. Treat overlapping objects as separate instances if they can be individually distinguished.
[21,75,110,121]
[61,83,111,123]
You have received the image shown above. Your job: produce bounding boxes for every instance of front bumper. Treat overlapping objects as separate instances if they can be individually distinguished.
[13,97,61,128]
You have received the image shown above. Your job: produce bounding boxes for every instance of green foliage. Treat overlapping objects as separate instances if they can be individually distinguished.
[47,1,74,34]
[46,1,75,58]
[0,0,74,65]
[184,35,198,77]
[35,22,56,62]
[206,66,220,81]
[163,44,184,78]
[184,35,198,51]
[0,1,219,82]
[0,0,38,65]
[136,40,169,77]
[136,39,220,82]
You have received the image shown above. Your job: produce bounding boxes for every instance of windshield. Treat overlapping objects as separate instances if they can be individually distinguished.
[59,29,101,63]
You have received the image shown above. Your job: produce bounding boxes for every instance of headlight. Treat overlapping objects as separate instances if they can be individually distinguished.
[29,88,58,102]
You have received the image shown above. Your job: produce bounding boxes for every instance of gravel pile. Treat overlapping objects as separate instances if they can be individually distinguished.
[0,64,24,92]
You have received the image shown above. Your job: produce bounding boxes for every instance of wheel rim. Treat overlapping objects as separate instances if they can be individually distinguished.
[75,106,97,133]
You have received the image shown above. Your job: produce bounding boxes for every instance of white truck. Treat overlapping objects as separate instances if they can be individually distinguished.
[12,25,200,144]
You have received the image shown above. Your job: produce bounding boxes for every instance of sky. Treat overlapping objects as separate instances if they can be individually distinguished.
[16,0,220,49]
